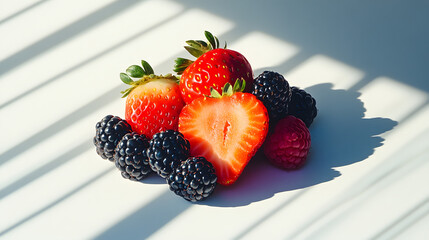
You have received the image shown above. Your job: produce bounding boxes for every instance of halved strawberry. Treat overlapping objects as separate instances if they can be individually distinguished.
[178,80,268,185]
[120,60,185,138]
[174,31,254,104]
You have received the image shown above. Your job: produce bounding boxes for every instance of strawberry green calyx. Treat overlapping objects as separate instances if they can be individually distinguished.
[173,31,227,75]
[209,78,246,98]
[120,60,179,98]
[173,58,194,76]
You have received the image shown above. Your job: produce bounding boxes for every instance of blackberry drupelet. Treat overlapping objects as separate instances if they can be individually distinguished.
[288,87,317,127]
[167,156,217,202]
[94,115,132,161]
[147,130,190,178]
[252,71,292,122]
[114,132,152,181]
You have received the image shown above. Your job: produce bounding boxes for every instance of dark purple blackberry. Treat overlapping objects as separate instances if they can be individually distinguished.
[147,130,190,178]
[252,71,292,121]
[93,115,132,161]
[114,132,152,181]
[167,156,217,202]
[288,87,317,127]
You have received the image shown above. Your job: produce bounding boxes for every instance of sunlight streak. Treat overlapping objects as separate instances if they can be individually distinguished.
[285,54,365,90]
[229,31,300,71]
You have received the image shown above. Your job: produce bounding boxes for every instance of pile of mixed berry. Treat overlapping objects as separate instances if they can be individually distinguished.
[93,31,317,202]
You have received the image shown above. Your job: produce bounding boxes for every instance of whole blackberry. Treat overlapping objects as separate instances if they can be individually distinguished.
[114,132,152,181]
[288,87,317,127]
[167,156,217,202]
[94,115,132,161]
[252,71,292,121]
[147,130,190,178]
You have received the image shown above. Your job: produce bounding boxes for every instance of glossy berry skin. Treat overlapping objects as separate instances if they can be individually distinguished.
[180,48,253,104]
[264,116,311,170]
[114,132,152,181]
[252,71,292,122]
[94,115,132,162]
[179,92,269,185]
[125,79,185,138]
[147,130,190,178]
[288,87,317,127]
[167,156,217,202]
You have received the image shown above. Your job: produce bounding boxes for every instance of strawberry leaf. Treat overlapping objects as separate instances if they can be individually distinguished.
[240,78,246,92]
[174,58,194,75]
[232,79,246,93]
[205,31,218,49]
[141,60,154,75]
[222,83,233,96]
[210,87,222,98]
[185,46,204,58]
[186,40,203,49]
[120,73,133,84]
[233,79,241,92]
[126,65,144,78]
[196,40,209,49]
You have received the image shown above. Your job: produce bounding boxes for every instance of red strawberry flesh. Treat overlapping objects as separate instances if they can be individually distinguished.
[179,93,268,185]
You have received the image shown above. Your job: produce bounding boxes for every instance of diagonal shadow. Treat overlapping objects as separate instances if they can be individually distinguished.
[173,0,429,93]
[233,190,308,240]
[0,0,141,78]
[0,167,115,237]
[0,52,184,167]
[93,190,192,240]
[288,130,429,239]
[197,83,397,207]
[372,197,429,239]
[0,84,122,166]
[0,140,91,201]
[0,11,182,110]
[0,0,50,26]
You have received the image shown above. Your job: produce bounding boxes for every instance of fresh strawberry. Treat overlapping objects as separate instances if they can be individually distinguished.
[120,60,185,138]
[178,80,268,185]
[174,31,254,104]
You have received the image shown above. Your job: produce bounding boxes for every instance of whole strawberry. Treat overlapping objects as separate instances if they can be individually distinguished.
[174,31,254,104]
[264,116,311,170]
[120,60,185,138]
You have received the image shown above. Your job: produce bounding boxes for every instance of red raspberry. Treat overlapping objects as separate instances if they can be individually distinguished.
[264,116,311,169]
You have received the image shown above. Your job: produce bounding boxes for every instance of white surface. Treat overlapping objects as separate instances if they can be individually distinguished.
[1,0,428,239]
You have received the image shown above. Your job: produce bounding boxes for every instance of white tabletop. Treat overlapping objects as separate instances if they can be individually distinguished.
[1,1,428,239]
